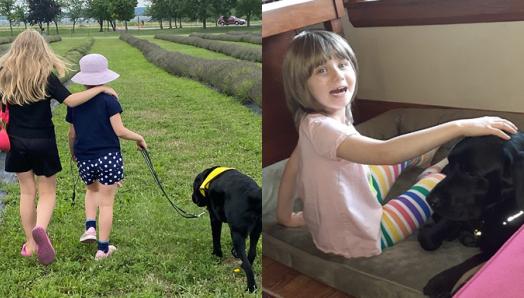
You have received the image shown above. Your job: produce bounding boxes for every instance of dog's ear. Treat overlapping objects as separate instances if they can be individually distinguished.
[512,153,524,210]
[191,167,218,207]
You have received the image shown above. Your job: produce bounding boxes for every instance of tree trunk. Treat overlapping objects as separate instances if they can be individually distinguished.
[46,22,50,34]
[72,20,76,33]
[247,13,251,27]
[159,18,163,29]
[169,18,172,29]
[54,20,59,34]
[98,19,103,32]
[179,17,182,28]
[202,18,206,29]
[24,21,27,29]
[111,20,116,31]
[8,20,12,36]
[38,22,44,33]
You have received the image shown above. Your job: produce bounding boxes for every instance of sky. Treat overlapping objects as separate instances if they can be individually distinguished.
[137,0,149,7]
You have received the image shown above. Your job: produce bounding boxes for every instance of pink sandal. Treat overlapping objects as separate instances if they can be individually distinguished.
[32,226,55,265]
[20,243,33,257]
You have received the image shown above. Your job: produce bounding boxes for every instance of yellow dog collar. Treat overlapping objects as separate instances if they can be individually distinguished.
[199,167,235,197]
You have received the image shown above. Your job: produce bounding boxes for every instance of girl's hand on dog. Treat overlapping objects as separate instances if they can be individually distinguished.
[456,117,518,140]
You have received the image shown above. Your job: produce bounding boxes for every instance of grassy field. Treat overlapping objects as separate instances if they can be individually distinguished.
[0,36,261,296]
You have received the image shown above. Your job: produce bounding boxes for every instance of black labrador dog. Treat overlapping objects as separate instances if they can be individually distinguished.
[192,166,262,292]
[418,132,524,297]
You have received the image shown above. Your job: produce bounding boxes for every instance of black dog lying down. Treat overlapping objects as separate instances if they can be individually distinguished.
[192,166,262,292]
[418,132,524,297]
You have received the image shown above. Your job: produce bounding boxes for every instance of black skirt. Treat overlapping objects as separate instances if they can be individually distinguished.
[5,135,61,177]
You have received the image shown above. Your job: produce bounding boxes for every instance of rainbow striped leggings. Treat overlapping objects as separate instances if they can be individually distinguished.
[368,156,445,249]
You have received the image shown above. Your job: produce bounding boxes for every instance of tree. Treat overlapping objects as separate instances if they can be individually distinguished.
[236,0,259,27]
[111,0,137,31]
[148,0,169,30]
[65,0,85,33]
[0,0,16,35]
[27,0,62,34]
[87,0,111,32]
[210,0,235,26]
[186,0,212,29]
[14,5,28,29]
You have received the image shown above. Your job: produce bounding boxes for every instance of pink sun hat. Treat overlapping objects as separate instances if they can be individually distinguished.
[71,53,119,85]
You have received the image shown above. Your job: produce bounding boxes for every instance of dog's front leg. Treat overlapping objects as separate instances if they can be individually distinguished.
[210,214,223,258]
[231,229,256,292]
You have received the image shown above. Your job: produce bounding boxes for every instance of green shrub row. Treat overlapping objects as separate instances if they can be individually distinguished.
[120,34,261,106]
[155,34,261,63]
[189,32,261,45]
[61,38,95,83]
[0,35,62,54]
[45,35,62,43]
[0,36,14,45]
[225,31,261,37]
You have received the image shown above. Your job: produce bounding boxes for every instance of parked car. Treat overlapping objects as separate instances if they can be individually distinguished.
[217,16,246,25]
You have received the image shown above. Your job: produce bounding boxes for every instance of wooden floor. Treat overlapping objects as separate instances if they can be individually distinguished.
[262,255,355,298]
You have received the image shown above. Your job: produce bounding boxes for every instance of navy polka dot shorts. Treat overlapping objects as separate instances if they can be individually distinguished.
[77,152,124,185]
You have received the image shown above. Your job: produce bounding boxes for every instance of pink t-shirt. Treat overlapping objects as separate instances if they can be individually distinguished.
[297,114,383,258]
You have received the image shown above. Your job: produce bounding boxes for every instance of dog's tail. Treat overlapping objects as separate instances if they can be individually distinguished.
[250,187,262,215]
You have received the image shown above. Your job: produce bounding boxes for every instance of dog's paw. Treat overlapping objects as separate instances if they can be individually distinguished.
[423,275,454,298]
[246,284,257,293]
[212,250,223,258]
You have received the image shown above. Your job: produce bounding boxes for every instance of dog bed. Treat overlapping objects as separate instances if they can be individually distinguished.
[263,108,524,298]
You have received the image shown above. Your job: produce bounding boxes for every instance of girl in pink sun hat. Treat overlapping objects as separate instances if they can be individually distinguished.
[67,53,147,260]
[0,29,118,265]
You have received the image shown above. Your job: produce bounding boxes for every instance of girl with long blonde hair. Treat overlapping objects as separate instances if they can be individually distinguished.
[0,29,117,265]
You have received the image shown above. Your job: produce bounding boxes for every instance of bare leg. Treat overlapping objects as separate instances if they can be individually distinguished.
[35,175,56,230]
[97,183,118,242]
[17,171,37,253]
[85,183,99,221]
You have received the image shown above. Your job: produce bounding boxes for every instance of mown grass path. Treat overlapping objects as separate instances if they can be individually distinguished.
[0,37,261,296]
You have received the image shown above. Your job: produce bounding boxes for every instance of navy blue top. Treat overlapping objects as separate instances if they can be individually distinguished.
[66,93,122,161]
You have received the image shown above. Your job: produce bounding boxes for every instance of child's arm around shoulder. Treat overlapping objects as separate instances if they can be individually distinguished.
[109,113,147,150]
[63,86,118,108]
[337,117,518,165]
[277,144,305,228]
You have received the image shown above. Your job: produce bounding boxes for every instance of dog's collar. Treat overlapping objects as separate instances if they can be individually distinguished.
[199,167,235,197]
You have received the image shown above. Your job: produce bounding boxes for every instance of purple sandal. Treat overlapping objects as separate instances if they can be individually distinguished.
[32,226,55,265]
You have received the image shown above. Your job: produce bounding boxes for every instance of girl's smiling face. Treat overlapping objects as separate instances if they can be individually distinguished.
[307,57,356,120]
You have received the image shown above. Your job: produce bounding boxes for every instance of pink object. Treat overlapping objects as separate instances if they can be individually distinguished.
[20,243,32,257]
[454,224,524,297]
[32,226,55,265]
[0,104,9,152]
[297,114,382,258]
[71,53,119,86]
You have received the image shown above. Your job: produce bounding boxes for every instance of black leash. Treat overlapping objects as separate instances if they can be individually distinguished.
[70,157,79,206]
[140,149,205,219]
